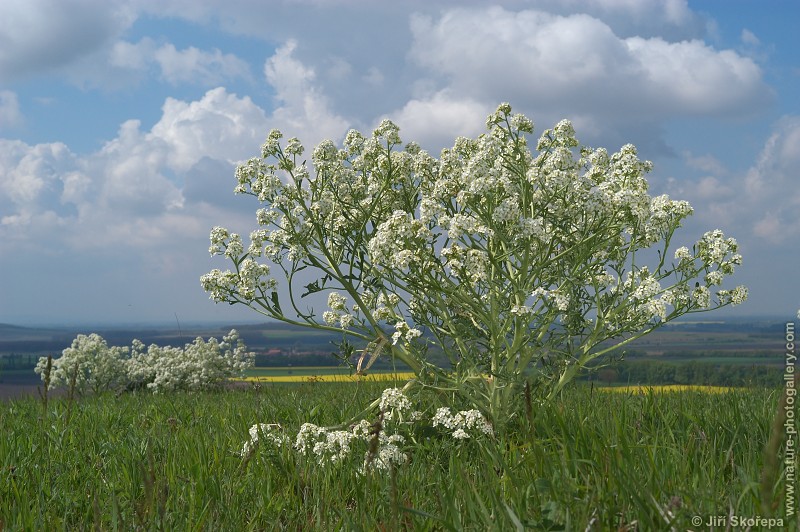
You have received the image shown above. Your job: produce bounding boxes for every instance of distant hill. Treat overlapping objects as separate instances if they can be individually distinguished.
[0,323,35,333]
[0,321,343,356]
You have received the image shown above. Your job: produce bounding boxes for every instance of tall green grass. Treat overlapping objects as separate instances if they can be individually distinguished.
[0,383,793,530]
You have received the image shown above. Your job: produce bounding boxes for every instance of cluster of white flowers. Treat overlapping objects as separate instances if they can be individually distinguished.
[234,157,283,202]
[510,305,533,318]
[36,330,253,394]
[371,292,400,322]
[292,420,407,471]
[377,386,418,422]
[697,230,741,266]
[364,432,408,473]
[243,388,491,472]
[431,407,494,439]
[294,423,358,465]
[643,195,694,244]
[323,292,354,329]
[35,334,129,394]
[619,267,669,320]
[200,253,276,304]
[344,418,411,473]
[367,211,433,270]
[439,213,493,242]
[128,330,253,393]
[531,287,570,313]
[391,321,423,346]
[240,423,289,456]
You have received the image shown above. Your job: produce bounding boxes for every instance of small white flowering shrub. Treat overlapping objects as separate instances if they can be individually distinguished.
[242,387,492,474]
[36,330,253,393]
[35,333,129,394]
[202,103,747,427]
[127,330,253,392]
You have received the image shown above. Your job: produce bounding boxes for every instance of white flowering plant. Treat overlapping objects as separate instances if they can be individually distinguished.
[127,330,253,392]
[34,333,129,394]
[202,103,746,428]
[36,330,253,394]
[241,387,492,474]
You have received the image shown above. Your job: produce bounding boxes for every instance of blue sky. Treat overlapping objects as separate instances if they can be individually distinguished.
[0,0,798,326]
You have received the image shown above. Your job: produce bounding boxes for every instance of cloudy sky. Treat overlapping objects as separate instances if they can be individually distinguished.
[0,0,797,326]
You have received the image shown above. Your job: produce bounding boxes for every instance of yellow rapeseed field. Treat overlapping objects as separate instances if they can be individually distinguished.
[238,371,737,392]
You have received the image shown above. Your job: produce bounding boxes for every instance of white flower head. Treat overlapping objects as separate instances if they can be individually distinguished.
[323,311,338,326]
[432,407,493,439]
[510,305,532,318]
[692,285,711,309]
[338,314,354,329]
[730,286,748,305]
[452,428,470,440]
[328,292,347,311]
[240,423,287,456]
[553,292,570,312]
[705,271,724,286]
[379,388,412,421]
[391,320,421,345]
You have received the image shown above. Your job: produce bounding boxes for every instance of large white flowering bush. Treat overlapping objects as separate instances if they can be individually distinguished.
[34,333,129,394]
[202,104,746,427]
[126,330,253,392]
[36,330,253,393]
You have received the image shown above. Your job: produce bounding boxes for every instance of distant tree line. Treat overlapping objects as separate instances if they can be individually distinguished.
[586,360,783,387]
[0,353,40,370]
[622,348,776,360]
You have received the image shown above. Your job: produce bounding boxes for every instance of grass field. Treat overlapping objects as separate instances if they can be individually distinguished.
[598,384,737,394]
[1,381,795,530]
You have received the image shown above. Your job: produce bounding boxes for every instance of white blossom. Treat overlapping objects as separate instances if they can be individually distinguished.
[37,331,253,394]
[240,423,288,456]
[391,321,422,346]
[128,330,253,393]
[378,388,412,419]
[692,285,711,309]
[35,334,128,393]
[432,407,493,439]
[327,292,347,311]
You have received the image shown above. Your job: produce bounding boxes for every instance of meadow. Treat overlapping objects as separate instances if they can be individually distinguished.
[1,380,793,530]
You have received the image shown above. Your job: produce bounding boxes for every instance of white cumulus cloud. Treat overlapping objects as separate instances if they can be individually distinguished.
[670,116,800,246]
[154,43,252,85]
[263,40,350,146]
[744,116,800,243]
[0,139,79,214]
[409,7,771,131]
[0,40,354,257]
[150,88,268,173]
[106,38,253,87]
[0,0,133,80]
[385,91,491,150]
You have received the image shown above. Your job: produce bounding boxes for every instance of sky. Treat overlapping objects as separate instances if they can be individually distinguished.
[0,0,798,326]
